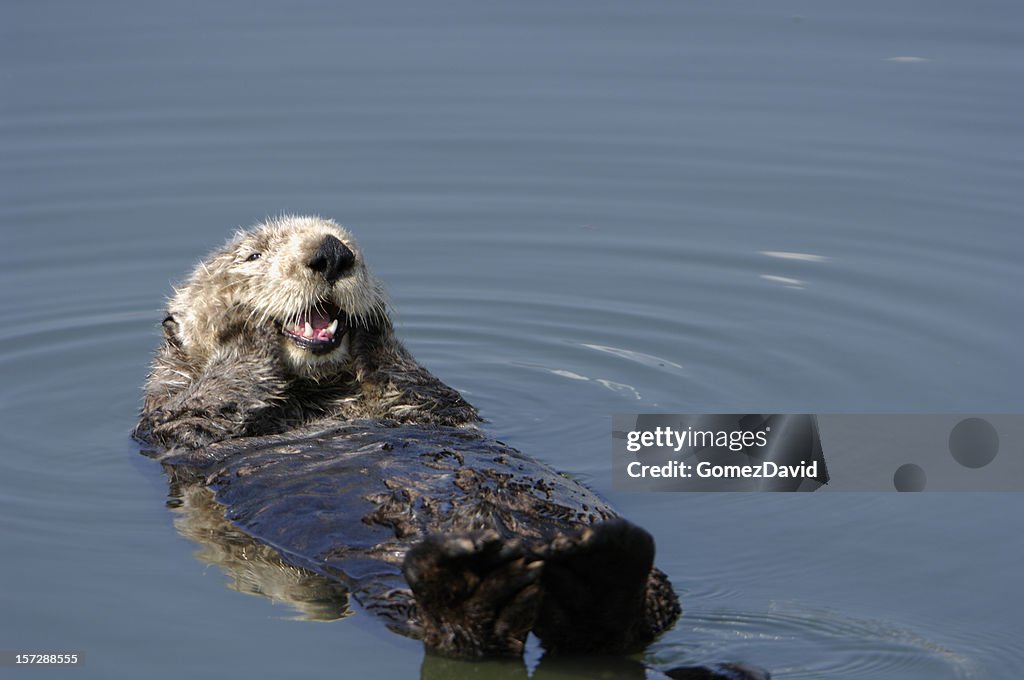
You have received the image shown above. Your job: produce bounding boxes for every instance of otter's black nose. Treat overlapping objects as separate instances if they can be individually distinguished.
[308,235,355,283]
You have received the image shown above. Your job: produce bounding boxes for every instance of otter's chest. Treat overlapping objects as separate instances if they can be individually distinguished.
[163,421,616,587]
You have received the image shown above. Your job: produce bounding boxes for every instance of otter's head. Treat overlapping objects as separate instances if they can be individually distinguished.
[167,215,388,378]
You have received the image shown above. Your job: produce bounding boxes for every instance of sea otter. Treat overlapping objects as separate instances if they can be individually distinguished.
[134,216,766,678]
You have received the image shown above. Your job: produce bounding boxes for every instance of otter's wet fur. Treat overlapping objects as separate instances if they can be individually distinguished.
[135,216,693,662]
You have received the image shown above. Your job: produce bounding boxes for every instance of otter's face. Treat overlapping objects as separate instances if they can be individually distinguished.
[168,216,387,378]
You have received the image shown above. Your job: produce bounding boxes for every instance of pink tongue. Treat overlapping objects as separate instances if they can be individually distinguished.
[292,309,337,341]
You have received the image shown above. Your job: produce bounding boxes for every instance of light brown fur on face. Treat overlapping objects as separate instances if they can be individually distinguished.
[135,215,477,450]
[167,215,388,380]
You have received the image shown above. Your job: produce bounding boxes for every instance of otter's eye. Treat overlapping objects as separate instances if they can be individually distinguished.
[245,252,262,262]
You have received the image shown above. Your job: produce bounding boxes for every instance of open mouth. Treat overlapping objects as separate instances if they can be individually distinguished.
[280,302,346,355]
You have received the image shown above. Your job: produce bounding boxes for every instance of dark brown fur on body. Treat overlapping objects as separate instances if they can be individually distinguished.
[135,216,681,660]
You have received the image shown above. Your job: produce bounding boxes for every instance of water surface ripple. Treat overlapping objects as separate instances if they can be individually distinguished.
[3,2,1022,678]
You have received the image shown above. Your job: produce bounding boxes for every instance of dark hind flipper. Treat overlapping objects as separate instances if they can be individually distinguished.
[532,518,681,654]
[402,531,542,658]
[664,664,772,680]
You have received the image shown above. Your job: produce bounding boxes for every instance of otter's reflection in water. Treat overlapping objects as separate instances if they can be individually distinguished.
[420,653,768,680]
[166,480,352,622]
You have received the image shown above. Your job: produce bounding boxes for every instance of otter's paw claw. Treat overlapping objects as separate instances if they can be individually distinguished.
[150,415,225,449]
[403,531,542,658]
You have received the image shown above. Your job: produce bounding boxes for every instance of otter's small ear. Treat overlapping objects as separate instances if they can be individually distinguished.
[162,315,182,347]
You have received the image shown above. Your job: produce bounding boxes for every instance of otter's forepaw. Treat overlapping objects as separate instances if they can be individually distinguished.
[147,412,230,449]
[531,518,660,654]
[214,317,288,368]
[403,531,542,658]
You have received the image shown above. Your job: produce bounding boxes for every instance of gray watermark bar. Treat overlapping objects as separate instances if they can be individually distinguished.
[612,414,1024,491]
[0,652,84,667]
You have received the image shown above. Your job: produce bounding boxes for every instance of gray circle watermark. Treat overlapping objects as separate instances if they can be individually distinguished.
[949,418,999,469]
[893,463,926,492]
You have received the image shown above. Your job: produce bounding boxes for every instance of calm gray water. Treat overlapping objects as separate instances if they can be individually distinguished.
[2,2,1022,678]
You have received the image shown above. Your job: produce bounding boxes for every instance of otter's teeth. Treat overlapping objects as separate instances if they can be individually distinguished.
[327,319,339,336]
[303,321,314,338]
